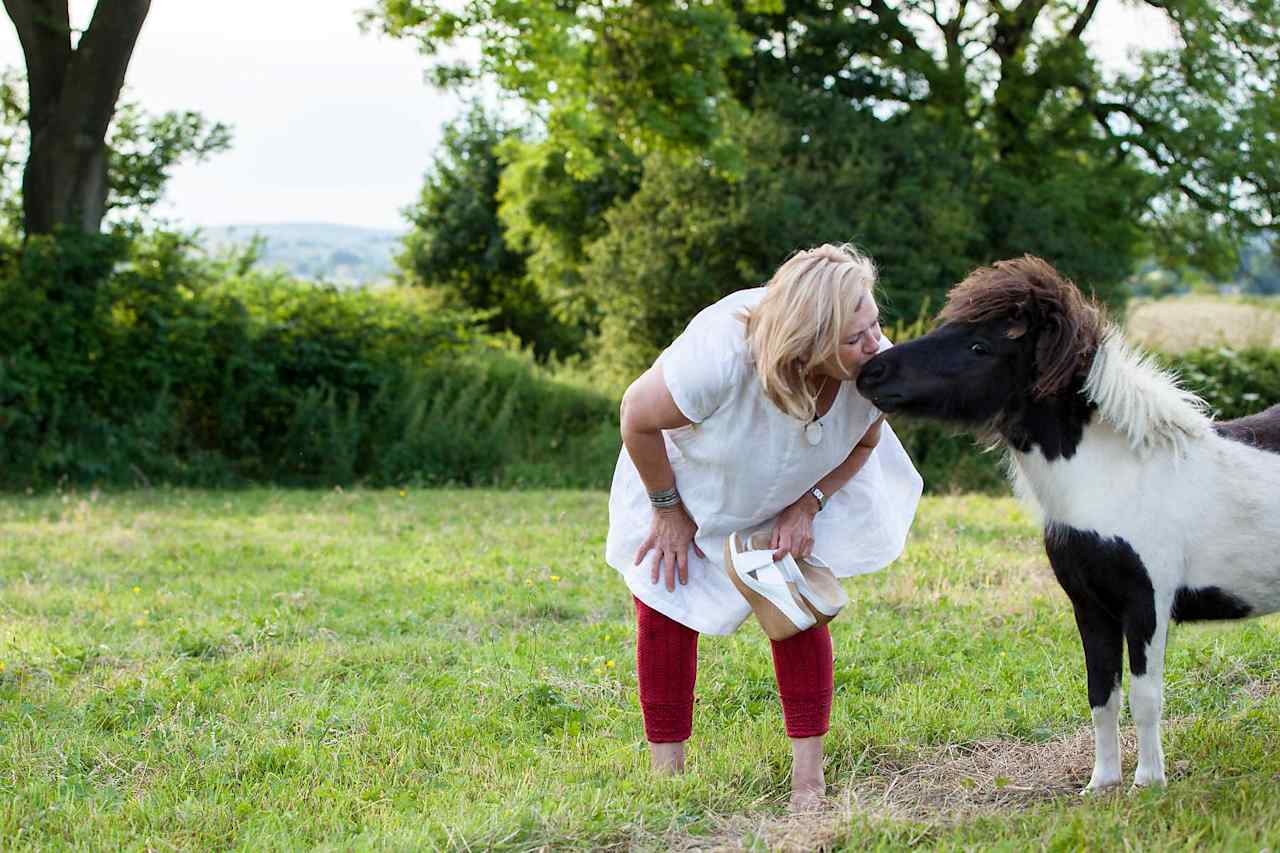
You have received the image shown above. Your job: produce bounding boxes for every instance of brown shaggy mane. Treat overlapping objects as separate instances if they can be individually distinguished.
[939,255,1105,400]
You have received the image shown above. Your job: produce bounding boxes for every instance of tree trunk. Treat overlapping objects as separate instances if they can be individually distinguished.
[3,0,152,235]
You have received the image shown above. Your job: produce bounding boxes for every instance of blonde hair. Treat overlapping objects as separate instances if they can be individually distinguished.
[742,243,877,421]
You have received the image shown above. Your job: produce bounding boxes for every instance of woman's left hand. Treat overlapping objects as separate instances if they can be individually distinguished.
[770,496,819,561]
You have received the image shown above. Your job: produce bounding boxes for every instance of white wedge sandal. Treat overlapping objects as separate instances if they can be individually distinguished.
[786,551,848,625]
[725,530,848,639]
[724,531,816,640]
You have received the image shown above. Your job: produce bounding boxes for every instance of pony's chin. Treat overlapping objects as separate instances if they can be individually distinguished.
[868,393,908,412]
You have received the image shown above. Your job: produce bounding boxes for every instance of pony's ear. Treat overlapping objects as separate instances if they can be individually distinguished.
[1029,289,1099,399]
[1032,313,1076,398]
[1005,307,1029,339]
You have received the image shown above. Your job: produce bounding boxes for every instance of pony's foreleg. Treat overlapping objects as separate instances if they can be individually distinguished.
[1128,604,1170,788]
[1072,601,1124,792]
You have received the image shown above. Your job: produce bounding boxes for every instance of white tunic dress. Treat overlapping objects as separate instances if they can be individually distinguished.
[605,287,924,635]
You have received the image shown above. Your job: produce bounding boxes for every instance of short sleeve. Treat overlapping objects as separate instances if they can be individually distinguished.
[658,320,743,423]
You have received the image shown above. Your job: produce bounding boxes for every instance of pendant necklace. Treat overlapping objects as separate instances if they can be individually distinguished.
[804,375,830,446]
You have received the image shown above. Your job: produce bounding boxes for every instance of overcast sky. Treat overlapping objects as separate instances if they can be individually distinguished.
[0,2,1174,233]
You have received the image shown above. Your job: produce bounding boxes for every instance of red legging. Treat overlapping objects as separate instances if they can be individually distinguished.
[633,596,833,742]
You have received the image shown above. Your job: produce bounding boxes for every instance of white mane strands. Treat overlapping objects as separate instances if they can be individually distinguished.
[1083,331,1211,455]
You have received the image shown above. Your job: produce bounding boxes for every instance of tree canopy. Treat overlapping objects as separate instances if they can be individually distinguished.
[371,0,1280,373]
[397,107,583,359]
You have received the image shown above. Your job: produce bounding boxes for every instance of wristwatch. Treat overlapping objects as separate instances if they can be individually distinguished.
[809,486,827,512]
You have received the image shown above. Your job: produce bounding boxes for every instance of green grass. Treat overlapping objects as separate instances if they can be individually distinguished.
[3,489,1279,850]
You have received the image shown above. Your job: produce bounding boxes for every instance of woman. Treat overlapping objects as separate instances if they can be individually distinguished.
[606,244,922,809]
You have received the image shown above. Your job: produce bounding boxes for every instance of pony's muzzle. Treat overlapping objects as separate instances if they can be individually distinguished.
[858,354,890,385]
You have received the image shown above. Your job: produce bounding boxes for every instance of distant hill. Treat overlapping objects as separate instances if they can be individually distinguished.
[200,223,404,285]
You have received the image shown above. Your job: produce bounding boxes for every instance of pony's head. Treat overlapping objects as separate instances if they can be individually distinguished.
[857,256,1103,428]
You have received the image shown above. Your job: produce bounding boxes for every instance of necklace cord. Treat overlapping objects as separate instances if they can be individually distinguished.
[809,374,830,423]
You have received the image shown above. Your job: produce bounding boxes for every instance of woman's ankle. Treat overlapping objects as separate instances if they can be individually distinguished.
[649,740,686,774]
[789,735,825,806]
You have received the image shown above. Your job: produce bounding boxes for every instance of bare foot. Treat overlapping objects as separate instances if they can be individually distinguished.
[789,785,826,813]
[650,741,685,775]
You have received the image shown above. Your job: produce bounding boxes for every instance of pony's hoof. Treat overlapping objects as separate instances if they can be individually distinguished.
[1130,776,1166,791]
[1080,778,1121,795]
[1132,765,1167,789]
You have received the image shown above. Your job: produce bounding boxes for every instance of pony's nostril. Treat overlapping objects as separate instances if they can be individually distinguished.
[861,358,888,384]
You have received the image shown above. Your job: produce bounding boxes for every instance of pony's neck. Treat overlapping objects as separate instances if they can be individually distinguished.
[997,329,1210,463]
[998,375,1095,462]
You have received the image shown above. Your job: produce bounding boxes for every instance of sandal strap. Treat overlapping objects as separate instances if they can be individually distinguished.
[782,554,844,617]
[730,548,776,574]
[729,542,816,631]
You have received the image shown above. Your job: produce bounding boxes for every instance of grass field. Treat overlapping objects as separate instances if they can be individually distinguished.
[4,488,1280,850]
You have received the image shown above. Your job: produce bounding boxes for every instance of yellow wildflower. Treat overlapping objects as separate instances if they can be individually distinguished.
[549,575,561,582]
[606,659,615,669]
[132,586,141,593]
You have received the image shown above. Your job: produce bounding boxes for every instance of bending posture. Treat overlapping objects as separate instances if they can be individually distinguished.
[857,256,1280,791]
[606,244,923,809]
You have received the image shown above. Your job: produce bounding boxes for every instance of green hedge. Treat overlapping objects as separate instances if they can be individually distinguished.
[0,232,627,491]
[1162,347,1280,420]
[272,353,621,489]
[3,231,1277,493]
[1,231,623,489]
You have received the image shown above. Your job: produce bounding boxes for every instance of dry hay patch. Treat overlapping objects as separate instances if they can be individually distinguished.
[846,728,1118,823]
[637,794,860,853]
[647,728,1126,852]
[1236,675,1280,704]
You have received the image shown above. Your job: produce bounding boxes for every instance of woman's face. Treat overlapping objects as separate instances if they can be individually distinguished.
[818,294,882,381]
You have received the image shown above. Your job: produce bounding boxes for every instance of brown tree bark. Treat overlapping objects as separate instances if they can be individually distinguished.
[3,0,151,235]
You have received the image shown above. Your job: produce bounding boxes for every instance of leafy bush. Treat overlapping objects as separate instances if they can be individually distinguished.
[365,353,619,489]
[5,230,1277,494]
[0,230,491,488]
[1164,347,1280,419]
[0,228,621,490]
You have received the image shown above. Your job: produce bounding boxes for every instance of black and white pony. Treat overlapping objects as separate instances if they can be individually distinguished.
[856,256,1280,791]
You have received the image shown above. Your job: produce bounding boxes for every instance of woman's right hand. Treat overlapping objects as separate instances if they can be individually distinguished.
[635,505,706,592]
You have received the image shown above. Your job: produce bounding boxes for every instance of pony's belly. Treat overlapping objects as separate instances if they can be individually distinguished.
[1180,441,1280,616]
[1182,524,1280,617]
[1019,425,1280,619]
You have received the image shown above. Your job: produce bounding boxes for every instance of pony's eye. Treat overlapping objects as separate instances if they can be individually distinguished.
[970,342,991,355]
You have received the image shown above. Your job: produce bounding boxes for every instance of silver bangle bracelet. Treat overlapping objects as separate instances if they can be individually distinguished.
[648,486,681,509]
